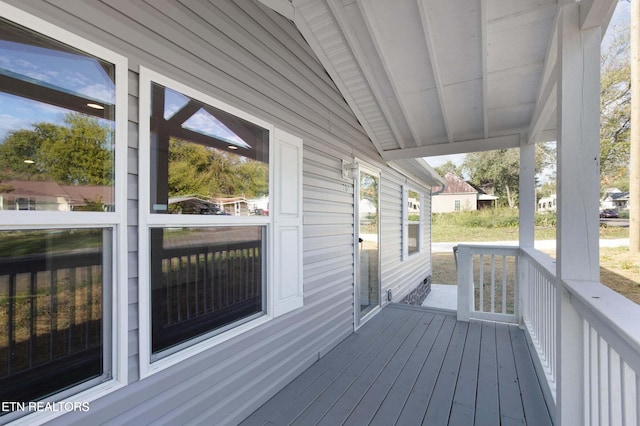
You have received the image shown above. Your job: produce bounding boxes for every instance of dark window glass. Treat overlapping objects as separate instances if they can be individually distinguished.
[0,229,107,407]
[0,18,116,212]
[149,83,269,215]
[150,226,264,356]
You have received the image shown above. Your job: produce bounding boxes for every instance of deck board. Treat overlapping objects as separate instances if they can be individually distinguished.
[368,313,446,426]
[475,321,500,426]
[496,323,526,425]
[241,304,554,426]
[422,320,468,424]
[448,320,481,425]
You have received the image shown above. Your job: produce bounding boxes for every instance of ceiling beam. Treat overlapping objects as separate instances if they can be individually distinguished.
[382,134,522,160]
[292,0,388,156]
[416,0,453,144]
[328,0,407,149]
[481,0,489,139]
[357,0,422,147]
[528,70,557,145]
[255,0,294,20]
[579,0,617,30]
[528,8,560,144]
[488,2,557,34]
[0,74,113,120]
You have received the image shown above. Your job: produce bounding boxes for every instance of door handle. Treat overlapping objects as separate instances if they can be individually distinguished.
[358,238,363,243]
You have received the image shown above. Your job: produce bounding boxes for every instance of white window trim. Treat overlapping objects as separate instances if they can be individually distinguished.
[138,67,303,378]
[0,2,128,423]
[402,184,424,260]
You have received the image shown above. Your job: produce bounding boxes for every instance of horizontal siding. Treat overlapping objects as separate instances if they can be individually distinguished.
[2,0,432,425]
[380,172,433,304]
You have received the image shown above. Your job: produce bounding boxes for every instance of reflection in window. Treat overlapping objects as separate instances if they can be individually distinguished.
[149,83,269,215]
[0,18,115,212]
[0,228,109,406]
[150,226,264,357]
[407,190,421,255]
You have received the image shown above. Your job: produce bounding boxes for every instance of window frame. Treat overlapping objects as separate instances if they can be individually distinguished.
[138,67,286,377]
[0,1,128,422]
[402,185,424,259]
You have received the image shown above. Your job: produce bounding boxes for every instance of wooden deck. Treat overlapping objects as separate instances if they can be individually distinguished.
[242,304,553,426]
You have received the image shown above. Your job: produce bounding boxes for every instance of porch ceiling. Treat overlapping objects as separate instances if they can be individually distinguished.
[265,0,616,162]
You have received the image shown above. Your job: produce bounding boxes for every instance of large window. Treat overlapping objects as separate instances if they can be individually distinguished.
[147,80,270,359]
[139,69,305,373]
[0,7,126,422]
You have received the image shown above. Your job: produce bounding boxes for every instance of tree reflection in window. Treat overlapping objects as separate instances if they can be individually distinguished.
[0,17,115,212]
[150,83,269,215]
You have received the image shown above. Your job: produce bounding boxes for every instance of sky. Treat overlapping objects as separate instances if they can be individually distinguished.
[0,35,247,147]
[423,1,631,172]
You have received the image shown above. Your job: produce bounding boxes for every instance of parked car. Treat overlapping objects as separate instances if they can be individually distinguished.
[599,209,619,218]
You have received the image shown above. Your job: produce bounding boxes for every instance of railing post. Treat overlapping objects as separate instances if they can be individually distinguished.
[556,3,602,424]
[456,245,473,322]
[517,250,528,328]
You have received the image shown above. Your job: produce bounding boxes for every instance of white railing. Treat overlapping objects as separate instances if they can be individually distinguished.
[564,279,640,426]
[520,247,557,400]
[456,244,519,324]
[456,244,640,424]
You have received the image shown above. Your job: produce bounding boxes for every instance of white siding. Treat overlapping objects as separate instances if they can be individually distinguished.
[3,0,433,424]
[380,174,432,305]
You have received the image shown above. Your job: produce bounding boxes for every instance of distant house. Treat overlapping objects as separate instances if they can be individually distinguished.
[0,180,113,211]
[432,172,498,213]
[601,188,629,211]
[538,193,557,212]
[247,195,269,215]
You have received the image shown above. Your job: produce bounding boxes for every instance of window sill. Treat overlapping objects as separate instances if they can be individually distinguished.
[140,314,271,379]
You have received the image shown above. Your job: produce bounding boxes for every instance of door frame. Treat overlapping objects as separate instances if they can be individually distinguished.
[353,160,381,330]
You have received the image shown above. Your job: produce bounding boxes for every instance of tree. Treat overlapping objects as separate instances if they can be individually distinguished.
[434,160,462,177]
[630,0,639,254]
[0,113,113,185]
[462,144,554,208]
[600,23,631,186]
[167,138,269,199]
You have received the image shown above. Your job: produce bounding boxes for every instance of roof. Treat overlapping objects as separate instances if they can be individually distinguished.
[603,192,630,201]
[436,172,479,194]
[262,0,616,163]
[1,180,67,197]
[1,181,114,205]
[60,185,114,205]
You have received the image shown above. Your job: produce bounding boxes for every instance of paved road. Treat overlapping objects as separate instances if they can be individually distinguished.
[600,218,629,227]
[432,239,629,253]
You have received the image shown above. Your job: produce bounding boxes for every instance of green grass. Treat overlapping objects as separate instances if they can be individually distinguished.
[432,209,628,242]
[0,229,103,257]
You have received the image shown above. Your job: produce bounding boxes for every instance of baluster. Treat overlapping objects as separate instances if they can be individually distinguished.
[479,254,484,312]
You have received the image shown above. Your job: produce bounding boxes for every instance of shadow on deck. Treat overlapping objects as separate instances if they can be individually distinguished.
[242,303,553,426]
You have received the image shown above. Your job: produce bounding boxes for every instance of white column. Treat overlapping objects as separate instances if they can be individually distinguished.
[519,141,536,248]
[556,4,601,425]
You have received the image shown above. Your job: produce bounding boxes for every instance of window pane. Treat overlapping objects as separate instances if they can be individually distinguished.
[408,223,419,255]
[150,226,264,356]
[0,19,116,212]
[0,229,108,407]
[149,83,269,215]
[408,190,420,221]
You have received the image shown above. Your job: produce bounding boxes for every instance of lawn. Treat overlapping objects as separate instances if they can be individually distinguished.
[431,210,639,305]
